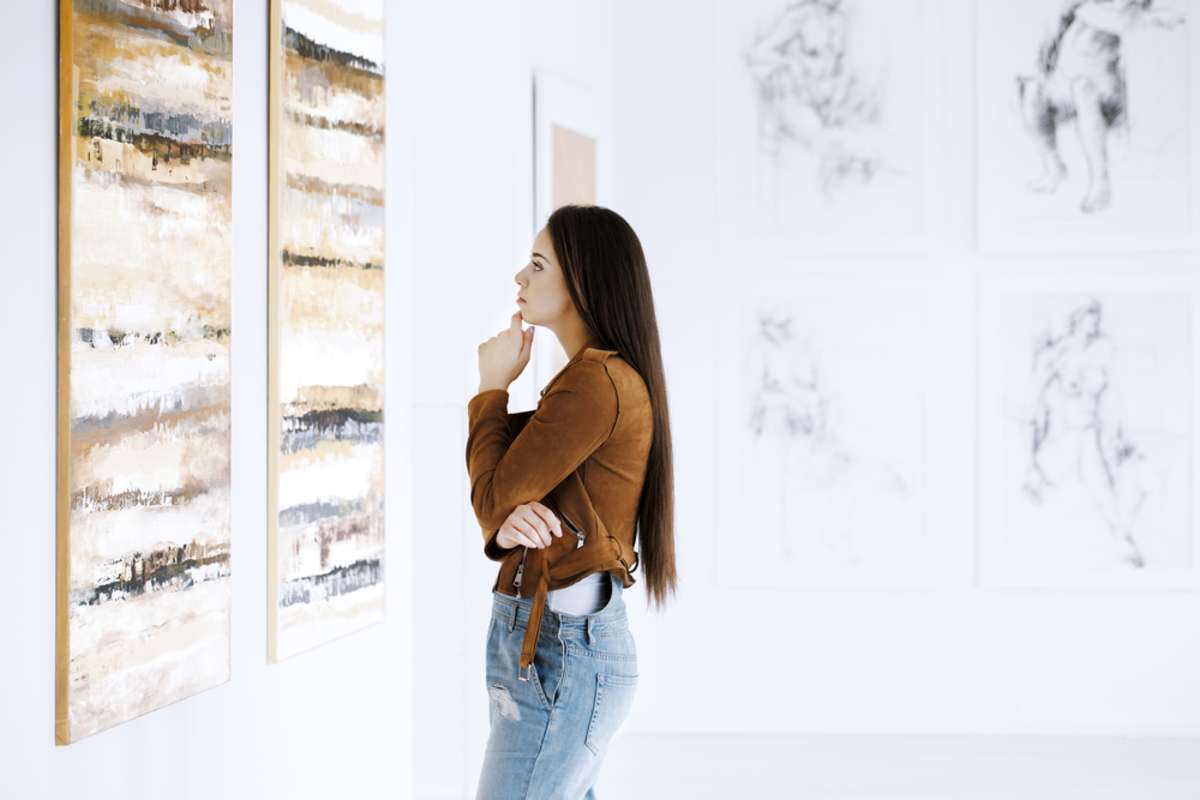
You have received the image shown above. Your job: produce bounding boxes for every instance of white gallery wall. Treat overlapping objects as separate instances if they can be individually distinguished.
[608,0,1200,738]
[2,2,414,798]
[403,2,616,798]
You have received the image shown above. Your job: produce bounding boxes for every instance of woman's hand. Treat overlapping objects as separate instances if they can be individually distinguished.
[478,311,535,392]
[495,501,563,549]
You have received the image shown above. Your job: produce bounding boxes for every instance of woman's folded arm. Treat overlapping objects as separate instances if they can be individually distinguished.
[465,361,619,535]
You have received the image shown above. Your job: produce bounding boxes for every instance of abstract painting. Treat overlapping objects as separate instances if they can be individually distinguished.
[714,279,930,588]
[976,0,1194,251]
[979,280,1195,588]
[268,0,386,661]
[713,0,930,249]
[56,0,233,744]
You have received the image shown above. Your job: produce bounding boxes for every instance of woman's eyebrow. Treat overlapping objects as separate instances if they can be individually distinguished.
[531,251,547,262]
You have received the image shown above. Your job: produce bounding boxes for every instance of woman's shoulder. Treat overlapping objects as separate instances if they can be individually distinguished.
[555,349,618,394]
[579,349,651,412]
[547,347,647,402]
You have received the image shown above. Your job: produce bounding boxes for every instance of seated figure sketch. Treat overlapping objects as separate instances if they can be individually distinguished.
[743,0,882,198]
[1016,0,1185,213]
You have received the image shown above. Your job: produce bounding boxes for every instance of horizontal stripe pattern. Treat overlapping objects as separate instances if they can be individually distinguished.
[61,0,233,742]
[272,0,385,660]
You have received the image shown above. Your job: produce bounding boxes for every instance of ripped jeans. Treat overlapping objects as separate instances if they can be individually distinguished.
[475,572,638,800]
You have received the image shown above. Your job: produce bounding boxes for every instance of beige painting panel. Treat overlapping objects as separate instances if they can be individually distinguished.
[58,0,233,745]
[551,123,597,209]
[269,0,386,663]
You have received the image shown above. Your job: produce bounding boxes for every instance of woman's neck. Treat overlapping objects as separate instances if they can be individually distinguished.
[554,317,600,361]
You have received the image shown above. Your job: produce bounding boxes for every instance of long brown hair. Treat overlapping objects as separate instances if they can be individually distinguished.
[546,204,677,609]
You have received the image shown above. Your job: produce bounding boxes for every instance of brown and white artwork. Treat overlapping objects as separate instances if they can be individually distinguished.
[56,0,234,744]
[268,0,386,661]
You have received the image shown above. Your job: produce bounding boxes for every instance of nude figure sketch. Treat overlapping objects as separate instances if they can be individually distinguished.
[1016,0,1186,213]
[745,306,910,565]
[1020,300,1151,567]
[743,0,884,198]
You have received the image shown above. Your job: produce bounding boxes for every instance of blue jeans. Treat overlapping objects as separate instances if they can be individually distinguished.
[475,572,638,800]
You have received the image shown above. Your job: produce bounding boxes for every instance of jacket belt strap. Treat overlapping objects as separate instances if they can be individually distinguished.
[516,539,634,678]
[518,570,549,679]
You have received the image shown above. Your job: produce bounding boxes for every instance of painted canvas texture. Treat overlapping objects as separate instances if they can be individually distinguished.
[269,0,386,661]
[56,0,234,744]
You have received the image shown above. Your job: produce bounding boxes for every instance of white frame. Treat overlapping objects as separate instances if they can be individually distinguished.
[976,265,1200,590]
[973,0,1200,256]
[711,0,942,257]
[713,268,936,590]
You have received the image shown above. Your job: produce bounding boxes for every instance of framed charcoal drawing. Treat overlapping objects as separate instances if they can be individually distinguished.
[56,0,234,744]
[975,0,1199,253]
[713,273,932,589]
[713,0,937,256]
[268,0,386,661]
[978,271,1198,589]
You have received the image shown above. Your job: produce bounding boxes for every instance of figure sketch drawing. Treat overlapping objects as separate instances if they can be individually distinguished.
[1016,0,1185,213]
[745,307,910,567]
[1020,300,1151,568]
[744,0,885,200]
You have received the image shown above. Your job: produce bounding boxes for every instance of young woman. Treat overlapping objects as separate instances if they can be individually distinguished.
[465,204,676,799]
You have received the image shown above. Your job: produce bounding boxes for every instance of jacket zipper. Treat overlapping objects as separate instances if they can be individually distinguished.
[513,546,528,591]
[560,512,587,549]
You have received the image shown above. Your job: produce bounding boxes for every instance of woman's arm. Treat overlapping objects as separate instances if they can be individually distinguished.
[475,410,553,560]
[465,360,618,534]
[481,500,562,561]
[507,409,534,437]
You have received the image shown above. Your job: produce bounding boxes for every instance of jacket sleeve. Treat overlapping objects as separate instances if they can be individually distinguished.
[466,361,619,548]
[477,410,538,561]
[507,409,535,436]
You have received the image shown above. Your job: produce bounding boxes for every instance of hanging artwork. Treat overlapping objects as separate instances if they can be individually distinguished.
[713,0,933,252]
[714,276,931,589]
[978,276,1196,588]
[529,71,610,393]
[533,70,606,229]
[976,0,1195,252]
[550,125,597,210]
[268,0,386,661]
[56,0,234,744]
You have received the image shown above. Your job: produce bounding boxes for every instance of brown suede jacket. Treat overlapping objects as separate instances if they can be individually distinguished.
[465,345,652,676]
